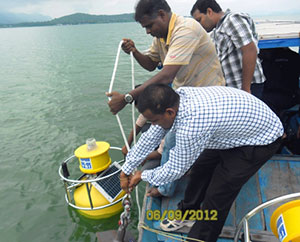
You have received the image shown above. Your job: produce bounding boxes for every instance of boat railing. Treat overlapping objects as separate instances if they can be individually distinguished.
[58,146,128,211]
[234,192,300,242]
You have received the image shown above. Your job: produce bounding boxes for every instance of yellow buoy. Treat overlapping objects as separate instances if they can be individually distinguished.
[74,138,111,174]
[270,200,300,242]
[74,182,126,219]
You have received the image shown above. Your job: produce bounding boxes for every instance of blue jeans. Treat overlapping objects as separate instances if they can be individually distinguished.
[157,131,178,197]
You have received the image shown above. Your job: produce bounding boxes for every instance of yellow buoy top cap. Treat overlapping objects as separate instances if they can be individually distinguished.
[74,140,110,158]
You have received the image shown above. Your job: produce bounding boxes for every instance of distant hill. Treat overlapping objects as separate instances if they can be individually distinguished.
[0,12,51,24]
[0,13,135,28]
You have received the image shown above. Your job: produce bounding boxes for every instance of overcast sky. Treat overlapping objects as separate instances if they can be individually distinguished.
[1,0,300,19]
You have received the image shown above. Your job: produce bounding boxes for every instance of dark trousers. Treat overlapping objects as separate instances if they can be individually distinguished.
[178,138,282,242]
[262,90,298,118]
[251,83,264,100]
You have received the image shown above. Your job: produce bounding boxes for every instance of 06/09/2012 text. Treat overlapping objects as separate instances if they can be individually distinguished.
[146,209,218,221]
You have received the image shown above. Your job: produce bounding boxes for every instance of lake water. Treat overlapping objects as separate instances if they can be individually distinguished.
[0,22,155,242]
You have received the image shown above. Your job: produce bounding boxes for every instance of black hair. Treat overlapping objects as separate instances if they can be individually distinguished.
[137,84,179,114]
[190,0,222,15]
[134,84,142,105]
[135,0,171,22]
[190,4,198,15]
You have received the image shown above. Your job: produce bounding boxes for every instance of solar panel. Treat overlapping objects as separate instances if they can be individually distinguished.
[92,162,123,202]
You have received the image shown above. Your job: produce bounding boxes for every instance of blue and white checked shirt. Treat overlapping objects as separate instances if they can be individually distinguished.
[122,86,283,186]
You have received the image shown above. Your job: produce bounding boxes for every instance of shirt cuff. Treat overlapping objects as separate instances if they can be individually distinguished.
[121,162,134,176]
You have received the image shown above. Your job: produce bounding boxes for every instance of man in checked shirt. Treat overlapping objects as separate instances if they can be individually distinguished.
[120,84,283,242]
[191,0,265,99]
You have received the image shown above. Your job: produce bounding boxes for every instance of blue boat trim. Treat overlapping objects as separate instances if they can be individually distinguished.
[259,38,300,49]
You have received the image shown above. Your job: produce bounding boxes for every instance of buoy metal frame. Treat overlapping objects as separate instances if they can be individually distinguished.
[58,146,127,211]
[233,192,300,242]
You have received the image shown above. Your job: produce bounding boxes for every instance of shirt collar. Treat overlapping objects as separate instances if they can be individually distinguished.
[169,96,181,133]
[159,13,176,46]
[216,9,231,29]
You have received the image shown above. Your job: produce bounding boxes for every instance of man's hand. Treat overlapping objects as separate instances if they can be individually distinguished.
[146,187,162,197]
[120,171,132,194]
[122,145,128,156]
[106,91,127,115]
[129,170,142,191]
[122,39,136,54]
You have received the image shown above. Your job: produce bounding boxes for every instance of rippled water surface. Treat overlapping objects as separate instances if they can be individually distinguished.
[0,22,154,242]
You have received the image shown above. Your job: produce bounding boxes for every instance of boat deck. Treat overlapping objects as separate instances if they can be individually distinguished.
[256,20,300,49]
[138,155,300,242]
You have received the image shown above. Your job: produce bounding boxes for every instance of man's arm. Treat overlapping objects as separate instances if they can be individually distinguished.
[122,39,158,71]
[241,42,257,93]
[122,125,166,173]
[122,123,143,155]
[106,64,182,114]
[143,150,162,163]
[130,64,181,98]
[133,49,159,71]
[141,132,208,186]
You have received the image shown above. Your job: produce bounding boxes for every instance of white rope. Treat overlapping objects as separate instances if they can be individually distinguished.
[108,40,122,94]
[130,51,137,146]
[139,222,205,242]
[108,40,130,152]
[130,51,142,219]
[108,40,141,220]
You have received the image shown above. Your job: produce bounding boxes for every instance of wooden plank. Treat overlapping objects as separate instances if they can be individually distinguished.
[218,226,278,242]
[96,230,137,242]
[140,195,162,242]
[235,174,265,230]
[256,21,300,40]
[158,176,188,242]
[271,154,300,161]
[289,161,300,185]
[169,225,279,241]
[258,159,300,231]
[138,184,148,242]
[224,200,235,228]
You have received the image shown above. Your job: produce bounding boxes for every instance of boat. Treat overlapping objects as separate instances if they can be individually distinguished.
[137,20,300,242]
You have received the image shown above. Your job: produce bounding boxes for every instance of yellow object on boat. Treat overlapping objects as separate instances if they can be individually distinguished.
[270,199,300,242]
[74,182,126,219]
[74,140,111,174]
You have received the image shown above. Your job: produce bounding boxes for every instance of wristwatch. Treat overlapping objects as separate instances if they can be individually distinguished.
[124,93,134,104]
